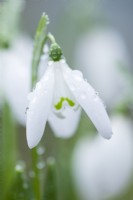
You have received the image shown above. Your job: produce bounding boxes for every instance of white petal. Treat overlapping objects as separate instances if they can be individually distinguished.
[62,65,112,139]
[38,54,49,79]
[26,65,54,148]
[48,107,81,138]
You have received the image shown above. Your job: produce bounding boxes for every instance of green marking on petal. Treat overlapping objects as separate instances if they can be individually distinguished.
[54,97,75,110]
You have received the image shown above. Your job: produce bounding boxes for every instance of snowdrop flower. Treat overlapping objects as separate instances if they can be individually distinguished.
[26,43,112,149]
[75,28,130,108]
[0,36,32,125]
[72,115,133,200]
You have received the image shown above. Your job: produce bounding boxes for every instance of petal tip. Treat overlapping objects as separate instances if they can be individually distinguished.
[27,140,37,149]
[26,132,39,149]
[103,131,113,140]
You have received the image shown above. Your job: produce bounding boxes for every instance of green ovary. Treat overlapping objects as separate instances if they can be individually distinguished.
[54,97,75,110]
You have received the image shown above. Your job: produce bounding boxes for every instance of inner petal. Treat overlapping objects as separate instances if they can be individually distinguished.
[52,62,78,116]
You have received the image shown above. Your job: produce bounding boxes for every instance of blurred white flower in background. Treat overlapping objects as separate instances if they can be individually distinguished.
[0,36,32,125]
[75,28,131,108]
[72,115,133,200]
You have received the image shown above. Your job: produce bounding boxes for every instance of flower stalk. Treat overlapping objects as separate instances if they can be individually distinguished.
[30,13,49,200]
[2,102,17,199]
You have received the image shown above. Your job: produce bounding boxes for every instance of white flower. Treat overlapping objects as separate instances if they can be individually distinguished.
[0,36,32,125]
[26,59,112,149]
[75,28,130,108]
[72,115,133,200]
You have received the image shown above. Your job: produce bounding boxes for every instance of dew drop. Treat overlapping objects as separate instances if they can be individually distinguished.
[84,78,88,82]
[81,92,86,100]
[15,165,23,172]
[37,147,45,155]
[95,91,99,96]
[93,91,99,101]
[25,107,29,114]
[72,70,83,81]
[37,161,45,170]
[102,100,107,109]
[15,162,25,172]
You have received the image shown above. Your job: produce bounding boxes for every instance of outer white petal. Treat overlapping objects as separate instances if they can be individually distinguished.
[26,65,54,149]
[48,107,81,138]
[38,54,49,79]
[62,64,112,139]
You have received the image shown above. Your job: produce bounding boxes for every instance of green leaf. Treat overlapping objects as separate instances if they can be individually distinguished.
[43,158,58,200]
[31,13,49,88]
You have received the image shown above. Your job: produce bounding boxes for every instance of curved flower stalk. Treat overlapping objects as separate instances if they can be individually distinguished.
[72,115,133,200]
[26,42,112,149]
[75,28,130,108]
[0,36,32,125]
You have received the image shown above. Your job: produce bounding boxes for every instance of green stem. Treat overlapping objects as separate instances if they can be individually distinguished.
[2,102,17,199]
[47,33,56,44]
[31,148,41,200]
[0,108,3,199]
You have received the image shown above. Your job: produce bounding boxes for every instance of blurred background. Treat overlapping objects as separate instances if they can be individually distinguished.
[1,0,133,200]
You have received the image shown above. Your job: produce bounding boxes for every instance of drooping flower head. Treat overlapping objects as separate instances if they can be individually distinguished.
[26,42,113,148]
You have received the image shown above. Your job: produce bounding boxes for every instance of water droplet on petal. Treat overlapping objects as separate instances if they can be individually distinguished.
[95,91,99,96]
[84,78,88,82]
[93,91,99,101]
[72,70,83,81]
[81,92,86,99]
